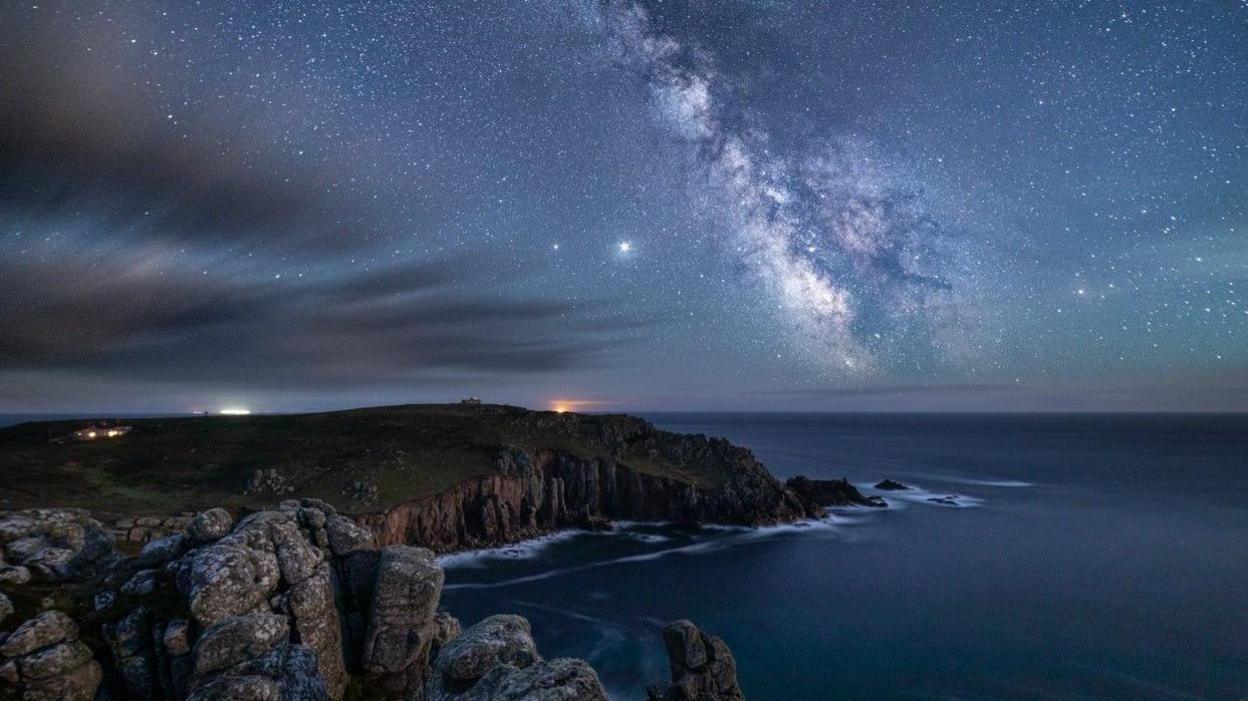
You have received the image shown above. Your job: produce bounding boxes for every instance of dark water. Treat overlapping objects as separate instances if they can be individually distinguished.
[439,414,1248,700]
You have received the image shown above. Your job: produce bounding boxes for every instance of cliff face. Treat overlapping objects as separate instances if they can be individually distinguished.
[360,445,811,553]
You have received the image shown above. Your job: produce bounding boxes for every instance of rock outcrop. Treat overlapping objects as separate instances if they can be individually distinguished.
[647,620,744,701]
[425,614,605,701]
[0,610,102,701]
[785,476,885,510]
[0,502,626,700]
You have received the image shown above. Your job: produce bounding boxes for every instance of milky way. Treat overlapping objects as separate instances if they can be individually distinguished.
[0,0,1244,411]
[592,1,969,373]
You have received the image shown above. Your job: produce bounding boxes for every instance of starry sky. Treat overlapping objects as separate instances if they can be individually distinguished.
[1,0,1245,413]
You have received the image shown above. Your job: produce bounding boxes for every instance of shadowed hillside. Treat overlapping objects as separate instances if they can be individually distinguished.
[0,404,756,519]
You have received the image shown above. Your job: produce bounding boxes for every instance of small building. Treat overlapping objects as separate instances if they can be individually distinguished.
[71,425,132,441]
[460,397,482,406]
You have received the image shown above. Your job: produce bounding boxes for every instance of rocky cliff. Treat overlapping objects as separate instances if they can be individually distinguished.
[361,445,812,553]
[0,405,818,554]
[0,503,746,700]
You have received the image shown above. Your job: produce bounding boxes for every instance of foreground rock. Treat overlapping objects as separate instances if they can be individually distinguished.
[0,502,641,700]
[785,476,885,510]
[426,614,606,700]
[647,620,744,701]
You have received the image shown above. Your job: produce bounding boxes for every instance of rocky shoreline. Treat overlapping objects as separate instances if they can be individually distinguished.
[0,502,747,700]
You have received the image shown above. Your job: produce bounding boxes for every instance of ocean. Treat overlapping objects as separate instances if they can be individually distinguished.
[437,413,1248,700]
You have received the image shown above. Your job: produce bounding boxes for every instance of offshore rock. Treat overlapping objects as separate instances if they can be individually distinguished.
[647,620,743,701]
[874,479,911,491]
[785,476,885,510]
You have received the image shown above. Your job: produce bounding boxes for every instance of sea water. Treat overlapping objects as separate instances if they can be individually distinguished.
[439,414,1248,700]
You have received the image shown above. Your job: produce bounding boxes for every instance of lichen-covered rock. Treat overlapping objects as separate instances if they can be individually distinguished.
[188,643,328,701]
[189,508,235,542]
[184,539,281,626]
[467,658,607,701]
[17,640,92,680]
[286,563,347,698]
[647,620,743,701]
[16,658,101,701]
[433,615,539,683]
[0,610,101,701]
[326,515,374,557]
[0,509,117,583]
[191,611,290,681]
[362,545,444,676]
[425,616,606,701]
[0,610,78,657]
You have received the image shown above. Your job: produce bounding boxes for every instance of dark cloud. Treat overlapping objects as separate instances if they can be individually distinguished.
[0,252,645,390]
[0,3,370,254]
[0,2,651,401]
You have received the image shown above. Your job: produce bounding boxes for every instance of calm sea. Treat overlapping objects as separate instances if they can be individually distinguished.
[438,414,1248,700]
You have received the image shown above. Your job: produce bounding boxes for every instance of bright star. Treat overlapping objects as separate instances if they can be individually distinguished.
[618,241,632,254]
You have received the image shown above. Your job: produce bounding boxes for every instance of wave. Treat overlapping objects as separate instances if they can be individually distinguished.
[437,529,590,569]
[442,518,843,591]
[926,475,1034,488]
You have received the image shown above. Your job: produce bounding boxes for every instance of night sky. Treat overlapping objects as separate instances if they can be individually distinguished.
[1,1,1245,413]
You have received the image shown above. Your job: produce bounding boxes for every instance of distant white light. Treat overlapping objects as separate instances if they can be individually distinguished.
[618,241,632,254]
[219,408,252,415]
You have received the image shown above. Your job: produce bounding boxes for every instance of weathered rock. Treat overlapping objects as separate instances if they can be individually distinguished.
[0,610,78,657]
[362,545,444,676]
[325,515,374,557]
[17,640,92,680]
[0,563,31,586]
[434,615,539,683]
[189,508,234,542]
[18,658,101,701]
[185,539,281,626]
[191,611,290,681]
[425,616,606,701]
[663,620,708,670]
[189,643,329,701]
[471,658,607,701]
[287,563,347,698]
[0,509,117,583]
[648,620,743,701]
[0,592,12,625]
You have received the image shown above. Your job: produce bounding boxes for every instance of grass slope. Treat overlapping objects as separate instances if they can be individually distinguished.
[0,404,726,518]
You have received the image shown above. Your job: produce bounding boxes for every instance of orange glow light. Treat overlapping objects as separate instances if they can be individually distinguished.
[548,399,603,414]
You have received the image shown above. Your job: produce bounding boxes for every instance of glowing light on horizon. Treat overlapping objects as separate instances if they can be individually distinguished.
[219,407,252,415]
[548,399,604,414]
